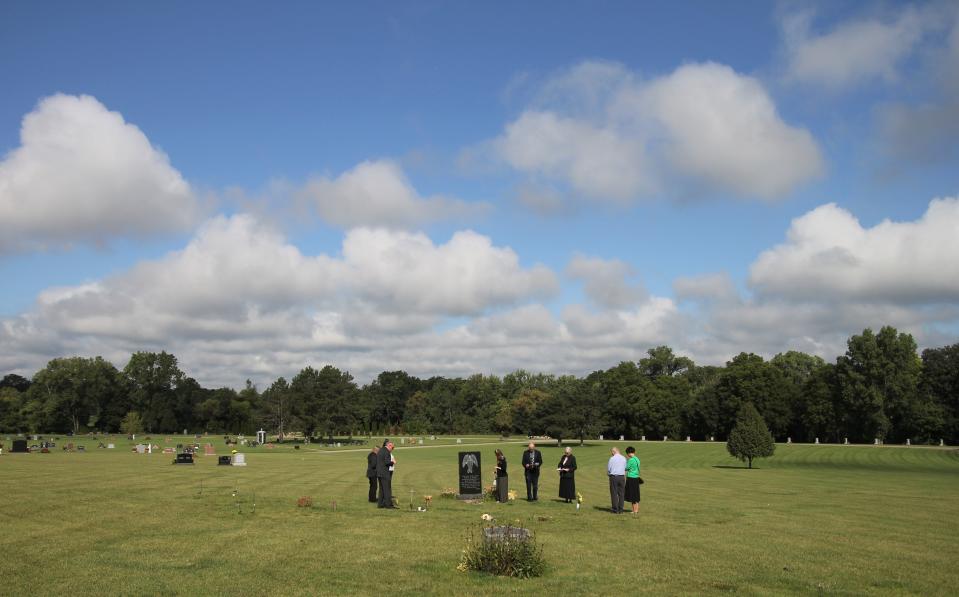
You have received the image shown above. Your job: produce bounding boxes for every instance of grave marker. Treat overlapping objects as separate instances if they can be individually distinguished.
[256,429,266,444]
[815,438,819,444]
[232,453,247,466]
[457,451,482,500]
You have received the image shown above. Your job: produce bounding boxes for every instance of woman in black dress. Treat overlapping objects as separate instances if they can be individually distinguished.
[494,449,508,502]
[557,446,577,502]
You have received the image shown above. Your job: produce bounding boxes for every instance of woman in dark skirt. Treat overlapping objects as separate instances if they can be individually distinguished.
[494,449,509,502]
[624,446,641,513]
[557,446,577,502]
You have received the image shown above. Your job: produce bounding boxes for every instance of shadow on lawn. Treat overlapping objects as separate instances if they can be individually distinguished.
[712,464,756,469]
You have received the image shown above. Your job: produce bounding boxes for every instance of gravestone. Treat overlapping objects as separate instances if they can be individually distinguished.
[686,436,691,442]
[12,439,28,453]
[710,436,714,442]
[218,455,231,466]
[136,444,146,454]
[844,438,849,445]
[418,439,423,445]
[204,444,216,456]
[400,438,405,444]
[641,435,646,441]
[107,443,115,449]
[619,435,624,441]
[815,438,819,444]
[875,438,880,445]
[456,438,462,444]
[163,448,175,454]
[232,453,247,466]
[906,439,911,446]
[599,434,604,440]
[663,436,667,441]
[456,451,482,500]
[787,437,792,444]
[941,439,945,447]
[174,453,194,465]
[483,526,532,543]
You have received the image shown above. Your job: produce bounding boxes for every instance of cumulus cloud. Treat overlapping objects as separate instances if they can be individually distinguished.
[299,160,488,229]
[781,8,927,89]
[0,94,199,252]
[566,255,646,309]
[750,198,959,303]
[488,60,822,204]
[634,63,824,198]
[0,214,562,384]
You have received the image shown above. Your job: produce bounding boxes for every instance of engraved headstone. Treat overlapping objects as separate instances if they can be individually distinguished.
[12,439,28,453]
[418,439,423,445]
[457,451,482,499]
[232,453,247,466]
[136,444,146,454]
[875,438,880,445]
[641,435,645,441]
[599,434,604,440]
[686,436,691,442]
[107,443,115,449]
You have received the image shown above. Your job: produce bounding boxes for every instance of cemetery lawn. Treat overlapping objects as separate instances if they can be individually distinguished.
[1,437,958,596]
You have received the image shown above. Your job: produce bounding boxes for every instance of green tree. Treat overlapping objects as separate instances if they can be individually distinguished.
[836,327,922,442]
[28,356,125,434]
[920,343,959,444]
[121,411,144,435]
[726,403,776,468]
[123,351,185,433]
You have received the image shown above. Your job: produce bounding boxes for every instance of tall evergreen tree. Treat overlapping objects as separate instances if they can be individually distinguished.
[726,403,776,469]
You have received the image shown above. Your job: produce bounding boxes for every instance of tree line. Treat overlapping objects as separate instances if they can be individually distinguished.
[1,326,957,445]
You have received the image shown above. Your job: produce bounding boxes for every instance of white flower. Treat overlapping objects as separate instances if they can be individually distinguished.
[481,513,492,521]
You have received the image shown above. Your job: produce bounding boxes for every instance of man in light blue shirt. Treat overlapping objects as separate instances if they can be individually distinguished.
[607,447,627,513]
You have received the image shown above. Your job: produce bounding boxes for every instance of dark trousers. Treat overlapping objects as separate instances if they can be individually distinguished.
[609,475,625,513]
[368,476,377,502]
[525,471,539,500]
[377,476,393,508]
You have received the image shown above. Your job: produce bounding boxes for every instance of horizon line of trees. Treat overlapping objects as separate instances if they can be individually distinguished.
[1,326,957,446]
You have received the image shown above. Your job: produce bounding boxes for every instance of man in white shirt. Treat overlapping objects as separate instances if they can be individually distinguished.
[607,447,627,514]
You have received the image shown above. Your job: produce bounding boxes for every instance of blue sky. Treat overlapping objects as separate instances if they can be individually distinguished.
[1,1,957,387]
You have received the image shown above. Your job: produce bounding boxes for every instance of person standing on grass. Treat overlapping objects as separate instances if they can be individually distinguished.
[366,446,379,503]
[557,446,577,503]
[607,447,626,514]
[494,449,509,503]
[521,441,543,501]
[376,440,396,509]
[624,446,641,514]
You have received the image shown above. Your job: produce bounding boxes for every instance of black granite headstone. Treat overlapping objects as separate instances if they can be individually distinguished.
[174,453,194,465]
[12,439,28,453]
[458,451,482,499]
[218,455,231,466]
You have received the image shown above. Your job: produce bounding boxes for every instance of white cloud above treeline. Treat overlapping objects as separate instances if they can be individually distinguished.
[3,197,957,387]
[0,94,199,252]
[489,60,823,204]
[299,160,489,229]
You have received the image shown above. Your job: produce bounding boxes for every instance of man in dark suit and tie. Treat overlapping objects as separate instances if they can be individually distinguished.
[376,440,396,508]
[521,441,543,501]
[366,446,379,502]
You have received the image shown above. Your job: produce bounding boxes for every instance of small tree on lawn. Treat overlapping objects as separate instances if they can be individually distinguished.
[121,411,144,436]
[726,403,775,468]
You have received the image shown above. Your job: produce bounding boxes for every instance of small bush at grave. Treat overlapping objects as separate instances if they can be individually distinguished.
[457,524,545,578]
[439,487,457,499]
[296,496,313,508]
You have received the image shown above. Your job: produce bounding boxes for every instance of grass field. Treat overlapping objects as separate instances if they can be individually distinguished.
[1,435,957,596]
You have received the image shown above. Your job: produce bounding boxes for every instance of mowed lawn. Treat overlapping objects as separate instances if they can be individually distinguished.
[1,437,957,596]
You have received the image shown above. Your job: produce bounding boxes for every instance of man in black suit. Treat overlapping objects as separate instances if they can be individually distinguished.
[376,440,396,508]
[366,446,379,502]
[521,441,543,501]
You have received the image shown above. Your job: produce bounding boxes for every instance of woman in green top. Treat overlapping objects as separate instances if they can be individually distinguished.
[624,446,641,514]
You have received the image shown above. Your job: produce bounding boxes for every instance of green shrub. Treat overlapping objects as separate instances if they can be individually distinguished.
[458,524,546,578]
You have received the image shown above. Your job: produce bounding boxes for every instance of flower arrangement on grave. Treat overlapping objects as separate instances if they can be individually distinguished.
[481,513,493,521]
[507,490,517,502]
[484,484,497,500]
[440,488,457,499]
[424,495,433,508]
[296,496,313,508]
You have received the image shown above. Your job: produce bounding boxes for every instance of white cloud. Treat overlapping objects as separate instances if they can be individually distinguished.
[489,60,822,203]
[0,94,199,252]
[635,62,824,198]
[300,159,488,229]
[782,8,927,89]
[566,255,646,309]
[342,227,558,315]
[750,198,959,303]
